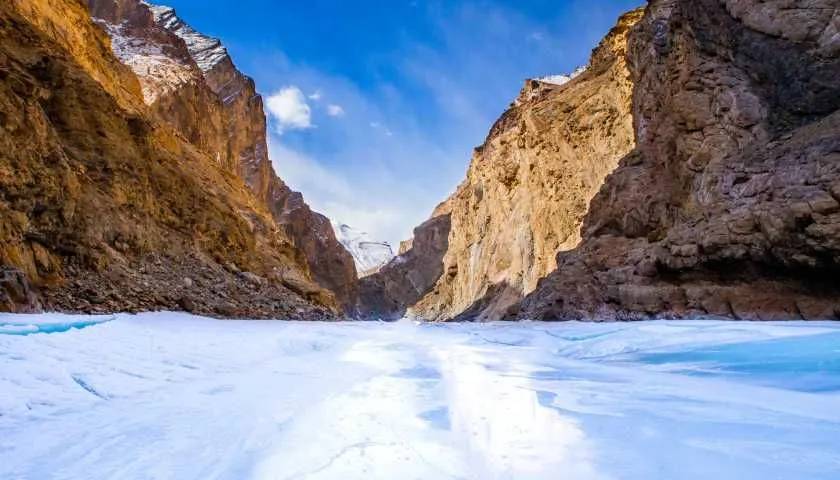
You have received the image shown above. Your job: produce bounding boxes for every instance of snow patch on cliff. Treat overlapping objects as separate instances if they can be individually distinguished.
[95,20,197,104]
[332,221,394,276]
[537,65,588,86]
[145,3,229,73]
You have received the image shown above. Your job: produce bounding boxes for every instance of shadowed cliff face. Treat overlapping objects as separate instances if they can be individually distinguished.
[86,0,359,312]
[0,0,335,318]
[520,0,840,321]
[357,212,451,320]
[358,9,643,321]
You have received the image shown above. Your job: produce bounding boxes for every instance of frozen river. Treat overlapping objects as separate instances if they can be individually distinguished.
[1,313,839,479]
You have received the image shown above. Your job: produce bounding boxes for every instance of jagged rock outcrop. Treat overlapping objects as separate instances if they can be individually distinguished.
[86,0,358,312]
[0,268,41,313]
[0,0,335,318]
[520,0,840,321]
[360,10,642,321]
[274,191,358,312]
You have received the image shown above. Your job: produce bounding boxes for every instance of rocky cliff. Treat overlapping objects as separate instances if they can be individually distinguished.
[86,0,359,312]
[0,0,336,318]
[357,205,452,320]
[359,9,642,320]
[363,0,840,322]
[520,0,840,321]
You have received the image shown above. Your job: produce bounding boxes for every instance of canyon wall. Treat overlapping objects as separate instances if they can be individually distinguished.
[357,206,452,320]
[520,0,840,320]
[6,0,838,321]
[363,0,840,322]
[359,9,642,320]
[86,0,358,312]
[0,0,336,318]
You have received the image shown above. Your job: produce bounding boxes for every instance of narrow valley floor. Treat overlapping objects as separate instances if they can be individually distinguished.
[1,313,839,479]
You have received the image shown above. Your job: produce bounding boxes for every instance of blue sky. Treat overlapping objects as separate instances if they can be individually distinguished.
[162,0,642,246]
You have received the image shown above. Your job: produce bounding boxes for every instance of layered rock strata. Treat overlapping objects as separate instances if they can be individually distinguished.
[364,0,840,322]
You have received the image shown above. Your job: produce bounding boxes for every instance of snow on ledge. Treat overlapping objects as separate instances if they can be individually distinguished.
[536,65,588,86]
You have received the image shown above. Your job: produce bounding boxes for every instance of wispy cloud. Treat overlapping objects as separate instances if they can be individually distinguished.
[268,140,353,200]
[265,86,313,133]
[268,138,430,246]
[326,104,345,117]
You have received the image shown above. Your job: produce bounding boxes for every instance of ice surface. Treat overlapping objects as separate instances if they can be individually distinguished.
[1,314,839,479]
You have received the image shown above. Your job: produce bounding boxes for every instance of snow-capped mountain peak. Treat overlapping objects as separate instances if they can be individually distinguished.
[145,4,229,73]
[331,221,395,276]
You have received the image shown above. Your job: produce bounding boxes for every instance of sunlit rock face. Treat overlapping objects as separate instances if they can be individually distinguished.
[370,9,642,321]
[520,0,840,320]
[87,0,359,312]
[370,0,840,322]
[0,0,336,318]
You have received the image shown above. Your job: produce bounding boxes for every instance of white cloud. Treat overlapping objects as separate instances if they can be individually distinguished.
[217,0,632,252]
[251,55,466,247]
[326,104,345,117]
[265,86,312,133]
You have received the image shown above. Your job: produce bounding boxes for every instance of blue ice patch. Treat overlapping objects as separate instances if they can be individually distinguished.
[0,316,115,336]
[636,331,840,392]
[418,407,451,430]
[394,365,442,379]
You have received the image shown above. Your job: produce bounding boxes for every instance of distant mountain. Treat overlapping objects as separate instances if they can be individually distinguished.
[332,222,394,277]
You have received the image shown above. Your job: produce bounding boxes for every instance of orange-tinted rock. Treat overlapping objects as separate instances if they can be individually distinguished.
[0,0,335,318]
[87,0,358,312]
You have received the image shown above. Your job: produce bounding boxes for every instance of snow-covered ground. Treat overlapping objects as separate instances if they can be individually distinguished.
[1,314,839,479]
